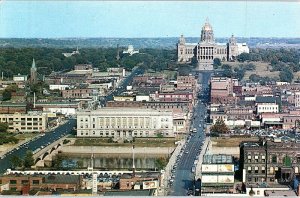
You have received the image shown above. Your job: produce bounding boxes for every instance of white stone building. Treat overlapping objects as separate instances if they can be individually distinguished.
[255,96,279,114]
[177,19,249,70]
[76,108,174,138]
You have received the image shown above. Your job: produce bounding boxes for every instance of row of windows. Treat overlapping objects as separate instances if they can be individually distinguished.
[258,106,278,110]
[9,179,40,185]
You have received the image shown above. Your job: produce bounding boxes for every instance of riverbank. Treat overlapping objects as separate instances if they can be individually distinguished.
[61,145,175,155]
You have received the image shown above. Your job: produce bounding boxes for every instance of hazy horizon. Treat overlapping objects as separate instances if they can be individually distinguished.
[1,1,300,38]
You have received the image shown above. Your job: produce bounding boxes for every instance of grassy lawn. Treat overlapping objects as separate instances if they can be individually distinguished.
[211,137,259,147]
[14,133,40,141]
[74,137,176,147]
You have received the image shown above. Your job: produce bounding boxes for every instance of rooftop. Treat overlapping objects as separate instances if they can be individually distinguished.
[104,189,155,196]
[203,154,233,164]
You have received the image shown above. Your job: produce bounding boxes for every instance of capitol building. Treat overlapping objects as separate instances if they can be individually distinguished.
[177,19,249,70]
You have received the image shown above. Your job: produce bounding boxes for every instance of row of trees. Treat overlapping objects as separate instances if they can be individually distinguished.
[237,48,300,66]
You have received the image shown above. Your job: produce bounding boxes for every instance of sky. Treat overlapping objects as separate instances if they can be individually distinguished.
[0,1,299,38]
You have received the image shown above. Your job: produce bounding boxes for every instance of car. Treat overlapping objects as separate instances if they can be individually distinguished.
[185,151,189,154]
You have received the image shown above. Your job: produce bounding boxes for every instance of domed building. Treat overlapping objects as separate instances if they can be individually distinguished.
[177,19,249,71]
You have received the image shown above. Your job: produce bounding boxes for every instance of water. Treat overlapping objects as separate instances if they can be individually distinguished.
[58,153,168,170]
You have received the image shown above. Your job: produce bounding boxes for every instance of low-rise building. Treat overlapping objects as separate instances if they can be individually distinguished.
[256,96,280,114]
[0,112,47,133]
[13,74,28,82]
[62,88,93,99]
[240,139,300,185]
[201,154,235,194]
[76,108,174,138]
[0,103,27,114]
[0,174,82,193]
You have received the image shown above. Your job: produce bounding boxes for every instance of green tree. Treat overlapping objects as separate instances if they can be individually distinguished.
[213,58,221,69]
[279,68,294,82]
[10,155,23,168]
[210,118,229,134]
[155,157,168,170]
[23,150,34,168]
[0,122,9,132]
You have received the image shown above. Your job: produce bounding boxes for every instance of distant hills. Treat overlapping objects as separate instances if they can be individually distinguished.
[0,37,300,49]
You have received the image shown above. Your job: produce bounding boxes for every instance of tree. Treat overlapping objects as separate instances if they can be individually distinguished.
[0,122,8,132]
[155,157,168,170]
[279,68,294,83]
[23,150,34,168]
[210,118,229,134]
[213,58,221,69]
[10,155,23,168]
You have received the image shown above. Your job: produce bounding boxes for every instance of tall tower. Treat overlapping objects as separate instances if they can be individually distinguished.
[200,18,215,44]
[227,34,238,61]
[30,58,37,84]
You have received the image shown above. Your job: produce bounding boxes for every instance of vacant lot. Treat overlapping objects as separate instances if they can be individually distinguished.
[211,136,259,147]
[74,137,176,147]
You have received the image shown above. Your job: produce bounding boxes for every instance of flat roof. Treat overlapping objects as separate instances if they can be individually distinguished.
[104,189,154,196]
[203,154,233,164]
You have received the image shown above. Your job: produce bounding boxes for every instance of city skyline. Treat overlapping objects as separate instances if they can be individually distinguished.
[0,1,300,38]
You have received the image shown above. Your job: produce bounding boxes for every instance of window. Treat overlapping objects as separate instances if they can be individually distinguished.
[248,155,252,163]
[262,156,266,163]
[32,180,39,185]
[10,180,17,184]
[248,167,252,173]
[272,155,277,163]
[255,167,259,173]
[262,166,266,174]
[21,180,29,184]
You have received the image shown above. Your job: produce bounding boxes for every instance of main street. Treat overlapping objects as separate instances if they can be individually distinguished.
[0,67,144,174]
[170,71,211,196]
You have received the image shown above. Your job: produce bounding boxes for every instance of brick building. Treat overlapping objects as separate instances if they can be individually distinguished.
[62,88,93,99]
[0,174,82,192]
[240,140,300,185]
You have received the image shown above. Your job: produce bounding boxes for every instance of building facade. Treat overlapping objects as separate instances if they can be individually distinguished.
[240,140,300,185]
[0,112,47,133]
[76,108,174,138]
[177,19,249,70]
[295,92,300,108]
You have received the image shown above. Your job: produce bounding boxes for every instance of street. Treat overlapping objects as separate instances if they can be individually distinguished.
[170,71,211,196]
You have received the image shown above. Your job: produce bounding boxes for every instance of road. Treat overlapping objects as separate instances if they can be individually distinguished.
[0,67,144,174]
[0,119,76,174]
[100,67,144,106]
[170,71,211,196]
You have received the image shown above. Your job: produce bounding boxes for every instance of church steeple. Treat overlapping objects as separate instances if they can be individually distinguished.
[31,58,36,70]
[30,58,37,84]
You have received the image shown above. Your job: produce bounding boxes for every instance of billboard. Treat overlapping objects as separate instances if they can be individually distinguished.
[201,175,218,183]
[143,180,158,189]
[202,164,218,172]
[218,164,234,173]
[218,175,234,183]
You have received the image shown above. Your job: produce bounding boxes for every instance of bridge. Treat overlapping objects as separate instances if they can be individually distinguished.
[33,137,70,167]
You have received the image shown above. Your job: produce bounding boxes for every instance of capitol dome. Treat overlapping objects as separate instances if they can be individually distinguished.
[202,21,213,31]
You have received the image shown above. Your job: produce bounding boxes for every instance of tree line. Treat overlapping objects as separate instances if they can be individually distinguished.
[0,47,177,79]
